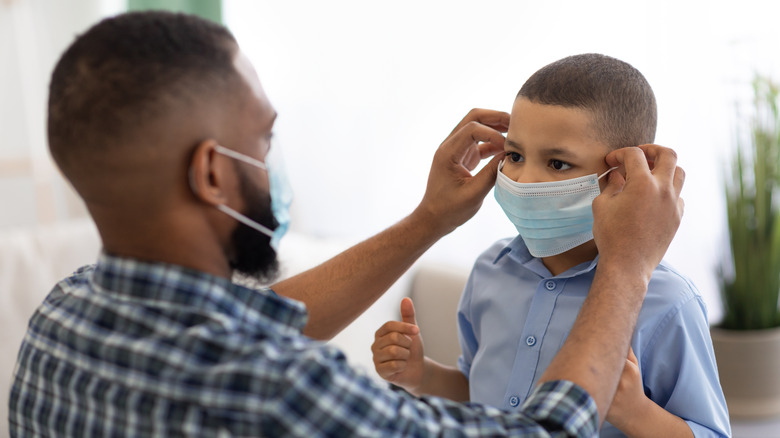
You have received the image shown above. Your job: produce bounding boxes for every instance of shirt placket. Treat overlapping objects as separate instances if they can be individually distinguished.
[502,276,566,409]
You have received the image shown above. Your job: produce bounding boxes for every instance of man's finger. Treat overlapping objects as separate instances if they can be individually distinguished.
[598,167,626,198]
[627,347,638,365]
[677,196,685,219]
[672,164,686,198]
[604,147,651,175]
[448,108,510,137]
[443,122,506,165]
[470,153,504,192]
[638,144,679,184]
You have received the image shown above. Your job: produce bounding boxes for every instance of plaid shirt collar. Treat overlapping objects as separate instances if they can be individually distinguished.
[89,251,308,337]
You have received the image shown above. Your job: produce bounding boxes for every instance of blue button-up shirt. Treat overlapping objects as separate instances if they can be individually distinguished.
[457,236,731,438]
[10,252,599,437]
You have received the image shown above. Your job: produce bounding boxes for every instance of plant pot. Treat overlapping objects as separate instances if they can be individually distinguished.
[711,326,780,419]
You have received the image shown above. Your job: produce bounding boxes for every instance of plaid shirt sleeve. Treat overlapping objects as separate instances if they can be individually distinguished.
[9,257,598,437]
[251,344,598,438]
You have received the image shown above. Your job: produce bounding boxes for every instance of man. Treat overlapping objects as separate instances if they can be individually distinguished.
[9,11,684,437]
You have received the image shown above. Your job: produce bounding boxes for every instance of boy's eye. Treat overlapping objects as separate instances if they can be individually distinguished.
[550,159,572,171]
[506,152,524,163]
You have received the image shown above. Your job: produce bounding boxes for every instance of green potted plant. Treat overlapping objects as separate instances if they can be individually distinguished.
[713,75,780,419]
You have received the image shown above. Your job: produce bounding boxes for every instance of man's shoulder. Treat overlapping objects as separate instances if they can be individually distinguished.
[29,264,97,316]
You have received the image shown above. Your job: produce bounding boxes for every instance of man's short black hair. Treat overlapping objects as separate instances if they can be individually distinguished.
[48,11,240,174]
[518,53,657,149]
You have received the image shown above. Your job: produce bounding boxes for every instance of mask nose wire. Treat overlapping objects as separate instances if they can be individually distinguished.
[597,166,619,181]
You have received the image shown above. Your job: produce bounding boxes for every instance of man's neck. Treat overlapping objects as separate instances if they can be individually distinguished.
[541,240,598,276]
[91,206,233,280]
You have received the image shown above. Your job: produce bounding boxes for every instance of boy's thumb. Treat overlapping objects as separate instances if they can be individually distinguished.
[400,297,418,326]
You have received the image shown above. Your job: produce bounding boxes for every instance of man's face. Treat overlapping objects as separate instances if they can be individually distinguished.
[228,163,279,282]
[223,50,280,281]
[502,97,611,189]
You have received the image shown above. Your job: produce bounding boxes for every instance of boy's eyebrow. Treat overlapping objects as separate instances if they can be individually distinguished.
[505,138,523,150]
[540,147,579,159]
[505,138,580,159]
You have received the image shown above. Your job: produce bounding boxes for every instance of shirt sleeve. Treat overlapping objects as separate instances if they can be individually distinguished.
[640,294,731,438]
[457,271,478,379]
[255,345,598,437]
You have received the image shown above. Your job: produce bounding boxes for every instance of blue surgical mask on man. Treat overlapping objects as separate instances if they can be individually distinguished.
[494,160,615,257]
[210,144,292,250]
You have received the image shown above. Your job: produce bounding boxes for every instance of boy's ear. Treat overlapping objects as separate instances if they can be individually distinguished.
[188,140,230,206]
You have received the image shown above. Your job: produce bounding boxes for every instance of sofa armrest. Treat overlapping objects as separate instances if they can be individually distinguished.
[408,263,469,368]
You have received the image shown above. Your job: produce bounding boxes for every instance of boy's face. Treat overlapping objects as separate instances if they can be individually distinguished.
[502,97,611,187]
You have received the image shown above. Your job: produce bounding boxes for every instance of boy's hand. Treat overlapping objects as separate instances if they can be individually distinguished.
[371,297,425,392]
[606,348,695,437]
[606,348,647,430]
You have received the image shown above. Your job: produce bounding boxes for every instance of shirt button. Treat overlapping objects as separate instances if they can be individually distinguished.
[526,336,536,346]
[545,280,556,290]
[509,395,520,407]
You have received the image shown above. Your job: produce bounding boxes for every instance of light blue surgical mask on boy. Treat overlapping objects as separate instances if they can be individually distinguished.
[494,160,616,258]
[209,144,292,250]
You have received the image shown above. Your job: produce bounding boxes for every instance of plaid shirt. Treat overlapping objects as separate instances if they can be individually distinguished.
[9,252,597,437]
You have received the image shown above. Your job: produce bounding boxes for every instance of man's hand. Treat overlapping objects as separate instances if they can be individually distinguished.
[274,109,508,341]
[594,144,685,283]
[371,298,425,392]
[414,108,509,236]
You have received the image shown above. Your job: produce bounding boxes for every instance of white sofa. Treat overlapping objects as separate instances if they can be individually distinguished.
[0,219,467,437]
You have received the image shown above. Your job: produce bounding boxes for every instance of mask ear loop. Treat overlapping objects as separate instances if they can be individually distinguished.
[214,144,267,170]
[597,166,619,181]
[215,204,275,238]
[188,146,276,239]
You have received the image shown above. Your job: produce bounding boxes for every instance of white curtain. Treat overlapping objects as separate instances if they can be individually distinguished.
[0,0,124,228]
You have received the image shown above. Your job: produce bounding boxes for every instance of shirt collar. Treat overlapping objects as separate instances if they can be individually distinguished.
[90,251,308,335]
[493,235,600,278]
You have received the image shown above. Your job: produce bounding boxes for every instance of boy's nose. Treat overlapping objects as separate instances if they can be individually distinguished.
[507,167,546,184]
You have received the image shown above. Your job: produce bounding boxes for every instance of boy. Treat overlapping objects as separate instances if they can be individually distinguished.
[372,54,730,437]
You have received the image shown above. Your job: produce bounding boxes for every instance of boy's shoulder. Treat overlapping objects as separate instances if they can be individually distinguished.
[474,236,522,265]
[644,259,704,312]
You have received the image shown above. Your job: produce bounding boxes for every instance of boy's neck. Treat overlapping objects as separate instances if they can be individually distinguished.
[541,240,598,276]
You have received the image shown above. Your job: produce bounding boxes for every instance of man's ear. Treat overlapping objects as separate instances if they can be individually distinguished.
[189,139,230,206]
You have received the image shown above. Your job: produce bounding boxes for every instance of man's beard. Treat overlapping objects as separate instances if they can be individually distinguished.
[228,167,280,283]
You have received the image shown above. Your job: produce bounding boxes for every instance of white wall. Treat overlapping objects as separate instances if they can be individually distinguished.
[223,0,780,324]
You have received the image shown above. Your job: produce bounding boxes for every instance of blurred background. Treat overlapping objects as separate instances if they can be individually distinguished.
[3,0,780,326]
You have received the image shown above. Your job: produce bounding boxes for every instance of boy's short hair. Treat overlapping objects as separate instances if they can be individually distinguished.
[518,53,657,149]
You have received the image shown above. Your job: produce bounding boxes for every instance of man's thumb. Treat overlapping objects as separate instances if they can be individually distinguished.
[400,297,417,326]
[599,168,626,197]
[472,153,503,191]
